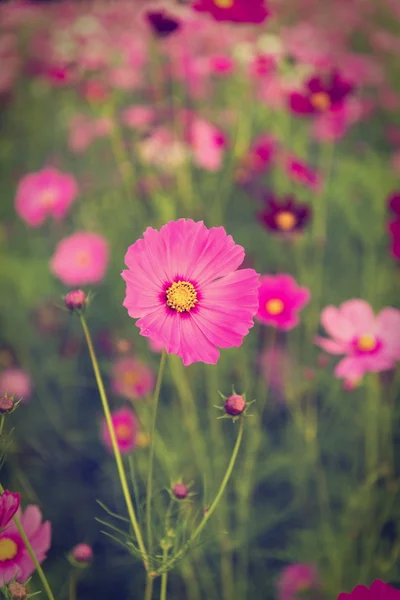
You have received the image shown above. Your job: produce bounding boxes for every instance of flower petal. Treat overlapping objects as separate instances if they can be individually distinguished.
[339,299,376,332]
[314,336,345,355]
[320,306,356,342]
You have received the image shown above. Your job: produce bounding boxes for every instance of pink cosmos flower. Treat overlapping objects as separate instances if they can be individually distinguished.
[111,356,155,400]
[256,274,310,330]
[188,117,226,171]
[283,156,322,192]
[314,300,400,380]
[0,491,20,530]
[277,563,319,600]
[50,231,109,286]
[122,219,259,366]
[209,54,235,75]
[121,105,155,130]
[0,505,51,584]
[337,580,400,600]
[101,407,138,454]
[15,168,78,227]
[68,115,113,154]
[0,368,31,402]
[236,134,277,183]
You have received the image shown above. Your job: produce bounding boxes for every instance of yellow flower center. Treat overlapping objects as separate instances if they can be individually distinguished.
[41,189,57,207]
[76,251,91,268]
[310,91,331,111]
[213,0,234,7]
[166,281,197,313]
[115,424,132,441]
[275,211,296,231]
[0,538,18,562]
[122,371,140,388]
[265,299,284,315]
[357,334,377,352]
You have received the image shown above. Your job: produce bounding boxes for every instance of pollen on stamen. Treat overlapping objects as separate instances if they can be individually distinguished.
[166,281,198,313]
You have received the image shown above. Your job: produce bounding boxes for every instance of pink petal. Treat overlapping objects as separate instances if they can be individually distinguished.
[376,307,400,357]
[334,356,365,380]
[321,306,356,342]
[314,336,346,355]
[178,317,220,366]
[0,563,20,585]
[340,299,376,332]
[20,505,42,538]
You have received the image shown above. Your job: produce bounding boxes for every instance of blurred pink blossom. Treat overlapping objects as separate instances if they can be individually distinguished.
[283,155,322,192]
[15,167,78,227]
[121,105,155,130]
[111,356,154,400]
[277,563,319,600]
[188,117,226,171]
[101,407,138,454]
[50,231,109,286]
[0,368,32,402]
[315,300,400,380]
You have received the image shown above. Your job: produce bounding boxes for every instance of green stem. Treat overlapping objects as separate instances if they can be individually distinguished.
[146,349,167,564]
[79,316,147,564]
[68,570,77,600]
[0,415,5,437]
[0,483,56,600]
[158,417,245,573]
[160,549,169,600]
[144,575,154,600]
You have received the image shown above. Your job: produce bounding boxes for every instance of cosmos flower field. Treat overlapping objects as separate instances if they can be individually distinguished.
[0,1,399,599]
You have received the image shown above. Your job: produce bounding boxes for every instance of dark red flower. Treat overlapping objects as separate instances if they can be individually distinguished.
[388,217,400,260]
[289,71,353,116]
[388,191,400,215]
[258,194,311,233]
[145,10,181,37]
[337,580,400,600]
[192,0,270,24]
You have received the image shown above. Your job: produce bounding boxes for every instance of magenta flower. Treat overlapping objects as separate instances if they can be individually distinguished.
[284,156,322,192]
[277,563,319,600]
[388,192,400,260]
[50,231,109,286]
[111,356,155,400]
[101,407,138,455]
[0,369,31,402]
[192,0,270,24]
[314,300,400,380]
[0,491,20,530]
[236,134,277,184]
[256,274,310,330]
[122,219,259,366]
[15,168,78,227]
[71,543,93,564]
[337,580,400,600]
[0,505,51,584]
[289,70,353,116]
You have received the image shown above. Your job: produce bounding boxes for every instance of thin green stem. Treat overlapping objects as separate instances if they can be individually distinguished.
[146,349,167,563]
[79,316,147,564]
[160,547,169,600]
[0,415,5,437]
[144,575,154,600]
[68,570,77,600]
[158,417,245,573]
[0,483,56,600]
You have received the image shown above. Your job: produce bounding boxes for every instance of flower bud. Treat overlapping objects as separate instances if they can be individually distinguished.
[71,543,93,564]
[0,393,15,414]
[65,290,87,311]
[224,394,246,416]
[172,483,189,500]
[8,582,28,599]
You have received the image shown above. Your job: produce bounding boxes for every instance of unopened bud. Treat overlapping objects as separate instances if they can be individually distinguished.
[71,543,93,564]
[8,582,28,599]
[0,394,15,414]
[224,394,246,416]
[65,290,87,311]
[172,483,189,500]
